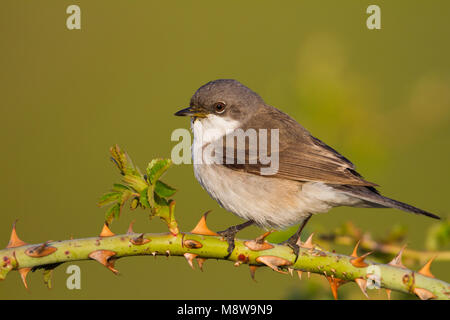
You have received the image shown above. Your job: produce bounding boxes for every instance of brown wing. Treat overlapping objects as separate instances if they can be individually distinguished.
[221,105,378,187]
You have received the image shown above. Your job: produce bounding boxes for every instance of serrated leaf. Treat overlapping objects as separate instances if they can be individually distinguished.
[110,145,143,177]
[147,159,172,185]
[139,187,150,208]
[98,192,121,207]
[123,175,148,193]
[154,180,177,198]
[105,203,120,224]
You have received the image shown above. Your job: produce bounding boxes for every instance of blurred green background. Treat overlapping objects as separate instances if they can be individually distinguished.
[1,0,449,300]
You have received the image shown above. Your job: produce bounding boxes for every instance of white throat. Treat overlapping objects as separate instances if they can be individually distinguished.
[191,115,240,146]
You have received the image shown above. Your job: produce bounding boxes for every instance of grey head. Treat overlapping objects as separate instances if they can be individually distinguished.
[174,79,265,123]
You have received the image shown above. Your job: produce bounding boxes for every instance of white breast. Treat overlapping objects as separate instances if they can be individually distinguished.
[190,116,362,229]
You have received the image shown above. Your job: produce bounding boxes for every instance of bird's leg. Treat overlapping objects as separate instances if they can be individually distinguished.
[217,220,255,258]
[283,215,312,262]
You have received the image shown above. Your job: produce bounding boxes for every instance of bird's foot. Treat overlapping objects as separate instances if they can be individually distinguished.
[282,234,301,263]
[217,227,239,259]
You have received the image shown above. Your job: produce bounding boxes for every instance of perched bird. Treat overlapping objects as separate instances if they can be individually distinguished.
[175,79,440,258]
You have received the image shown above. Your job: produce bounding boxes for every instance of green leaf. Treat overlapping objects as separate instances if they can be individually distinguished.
[123,175,148,193]
[109,145,143,177]
[98,192,121,207]
[43,269,53,289]
[154,193,169,207]
[112,183,130,192]
[130,198,139,210]
[154,180,177,198]
[139,187,151,208]
[147,159,172,185]
[105,203,120,224]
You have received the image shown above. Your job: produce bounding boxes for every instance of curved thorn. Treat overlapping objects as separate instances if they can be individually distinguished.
[191,211,218,236]
[7,220,27,248]
[88,250,119,274]
[256,256,291,274]
[184,253,198,270]
[389,244,407,268]
[249,265,259,282]
[196,257,206,271]
[19,267,31,289]
[386,289,392,300]
[127,220,136,234]
[418,256,436,278]
[414,287,436,300]
[351,251,372,268]
[301,233,315,249]
[326,276,345,300]
[99,223,115,237]
[355,278,369,299]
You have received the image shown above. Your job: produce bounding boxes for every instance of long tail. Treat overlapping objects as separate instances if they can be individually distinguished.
[335,185,441,220]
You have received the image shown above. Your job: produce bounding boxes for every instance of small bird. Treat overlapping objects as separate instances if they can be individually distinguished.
[175,79,440,258]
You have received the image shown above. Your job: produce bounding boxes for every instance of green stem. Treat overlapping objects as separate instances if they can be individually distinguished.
[1,231,448,299]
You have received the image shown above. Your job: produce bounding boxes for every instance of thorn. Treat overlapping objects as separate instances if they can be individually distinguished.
[234,261,243,267]
[127,220,136,234]
[388,244,407,268]
[256,230,275,243]
[355,278,369,299]
[7,220,27,248]
[152,251,157,258]
[350,240,372,268]
[300,233,315,249]
[196,257,206,271]
[256,256,292,274]
[307,272,311,279]
[288,267,294,277]
[25,241,57,258]
[99,223,115,237]
[418,256,436,278]
[190,211,219,236]
[249,265,259,281]
[244,231,275,251]
[184,253,198,269]
[326,276,346,300]
[130,233,150,246]
[19,267,31,289]
[385,289,392,300]
[88,250,119,274]
[165,250,170,258]
[414,287,436,300]
[183,239,203,249]
[351,240,362,258]
[350,251,372,268]
[297,270,303,279]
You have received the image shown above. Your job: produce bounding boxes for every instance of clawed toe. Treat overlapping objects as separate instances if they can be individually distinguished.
[217,229,237,259]
[282,237,300,262]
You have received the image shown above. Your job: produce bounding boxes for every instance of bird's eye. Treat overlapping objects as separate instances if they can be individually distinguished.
[214,102,226,114]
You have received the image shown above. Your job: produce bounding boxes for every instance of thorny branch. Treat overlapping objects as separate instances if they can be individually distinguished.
[0,145,448,300]
[0,216,449,300]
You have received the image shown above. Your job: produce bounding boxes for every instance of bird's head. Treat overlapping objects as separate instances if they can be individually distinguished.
[174,79,264,126]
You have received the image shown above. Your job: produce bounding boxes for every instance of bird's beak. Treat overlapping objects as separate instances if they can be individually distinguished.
[174,106,207,118]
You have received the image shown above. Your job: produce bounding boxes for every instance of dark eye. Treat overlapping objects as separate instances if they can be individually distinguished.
[214,102,226,113]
